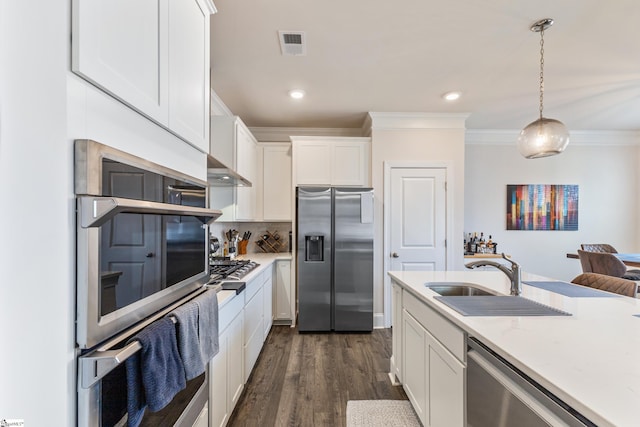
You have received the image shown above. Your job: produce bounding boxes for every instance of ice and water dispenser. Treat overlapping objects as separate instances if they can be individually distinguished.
[305,235,324,261]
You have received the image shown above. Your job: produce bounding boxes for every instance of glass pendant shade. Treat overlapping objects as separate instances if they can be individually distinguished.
[517,117,569,159]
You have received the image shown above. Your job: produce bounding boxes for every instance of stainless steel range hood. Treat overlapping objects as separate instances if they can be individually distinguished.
[207,155,252,187]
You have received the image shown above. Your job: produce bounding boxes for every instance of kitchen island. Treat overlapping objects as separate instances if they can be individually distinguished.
[389,270,640,427]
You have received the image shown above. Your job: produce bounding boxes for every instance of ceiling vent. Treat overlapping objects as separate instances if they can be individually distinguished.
[278,31,306,56]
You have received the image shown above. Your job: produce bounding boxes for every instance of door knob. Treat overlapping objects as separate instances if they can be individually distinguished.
[146,252,155,258]
[391,252,399,258]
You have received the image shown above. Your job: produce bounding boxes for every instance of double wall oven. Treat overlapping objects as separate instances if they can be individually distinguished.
[75,140,222,426]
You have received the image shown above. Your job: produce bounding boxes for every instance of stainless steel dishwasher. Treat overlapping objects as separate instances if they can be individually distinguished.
[467,338,596,427]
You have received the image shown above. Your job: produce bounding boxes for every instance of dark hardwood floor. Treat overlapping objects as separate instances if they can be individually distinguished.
[227,326,408,427]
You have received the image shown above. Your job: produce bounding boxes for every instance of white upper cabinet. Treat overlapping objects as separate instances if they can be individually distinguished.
[291,136,371,187]
[209,116,259,221]
[168,0,211,149]
[72,0,215,152]
[262,143,292,221]
[235,126,258,220]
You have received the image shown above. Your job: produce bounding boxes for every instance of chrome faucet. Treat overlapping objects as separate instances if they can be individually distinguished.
[465,253,522,296]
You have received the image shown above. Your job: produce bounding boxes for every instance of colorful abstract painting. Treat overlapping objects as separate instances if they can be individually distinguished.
[506,184,579,231]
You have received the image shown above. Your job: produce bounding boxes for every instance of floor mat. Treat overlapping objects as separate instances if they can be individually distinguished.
[346,400,420,427]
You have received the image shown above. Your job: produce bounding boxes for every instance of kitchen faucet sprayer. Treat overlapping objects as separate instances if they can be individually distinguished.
[465,253,522,296]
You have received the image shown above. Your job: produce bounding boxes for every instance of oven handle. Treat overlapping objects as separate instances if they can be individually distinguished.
[78,284,221,389]
[77,196,222,228]
[79,341,143,389]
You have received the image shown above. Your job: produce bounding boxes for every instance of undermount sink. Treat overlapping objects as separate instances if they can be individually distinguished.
[425,282,571,317]
[425,282,498,297]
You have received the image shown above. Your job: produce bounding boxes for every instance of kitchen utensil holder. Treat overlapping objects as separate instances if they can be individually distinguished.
[238,240,248,255]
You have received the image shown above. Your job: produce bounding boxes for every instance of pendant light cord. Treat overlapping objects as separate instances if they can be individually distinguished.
[539,28,545,120]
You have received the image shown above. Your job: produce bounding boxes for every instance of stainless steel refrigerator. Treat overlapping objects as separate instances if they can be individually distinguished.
[296,187,374,332]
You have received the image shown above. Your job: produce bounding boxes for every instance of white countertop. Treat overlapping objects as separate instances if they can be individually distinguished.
[216,252,292,309]
[388,270,640,427]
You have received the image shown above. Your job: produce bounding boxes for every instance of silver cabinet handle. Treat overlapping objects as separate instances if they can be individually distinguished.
[392,252,399,258]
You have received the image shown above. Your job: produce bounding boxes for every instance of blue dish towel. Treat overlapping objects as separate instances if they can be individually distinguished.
[125,317,186,427]
[170,301,206,380]
[195,289,220,363]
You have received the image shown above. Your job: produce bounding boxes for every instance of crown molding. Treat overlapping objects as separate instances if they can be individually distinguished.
[365,112,470,133]
[210,89,233,117]
[465,129,640,146]
[249,127,363,142]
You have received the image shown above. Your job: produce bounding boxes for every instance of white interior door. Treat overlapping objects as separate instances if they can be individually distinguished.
[389,167,447,271]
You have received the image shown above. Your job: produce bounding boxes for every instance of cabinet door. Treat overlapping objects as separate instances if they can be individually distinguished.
[332,142,369,186]
[427,334,466,427]
[168,0,210,151]
[263,144,292,221]
[275,260,292,320]
[402,310,428,425]
[243,286,264,381]
[263,269,273,340]
[227,312,244,412]
[209,328,229,427]
[295,142,332,185]
[72,0,169,124]
[236,124,257,220]
[391,282,403,382]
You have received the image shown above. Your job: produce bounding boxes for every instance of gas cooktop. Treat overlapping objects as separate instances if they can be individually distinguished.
[209,259,259,280]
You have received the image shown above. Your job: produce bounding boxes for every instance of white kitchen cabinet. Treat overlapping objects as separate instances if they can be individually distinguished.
[274,260,293,323]
[235,125,258,220]
[72,0,214,152]
[262,267,273,340]
[397,288,466,427]
[243,277,264,382]
[167,0,211,150]
[391,282,403,383]
[261,143,292,221]
[210,116,259,221]
[402,310,428,423]
[291,136,371,187]
[209,295,244,427]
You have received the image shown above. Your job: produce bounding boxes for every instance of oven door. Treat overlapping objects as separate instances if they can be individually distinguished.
[78,289,211,427]
[75,139,222,349]
[76,197,221,349]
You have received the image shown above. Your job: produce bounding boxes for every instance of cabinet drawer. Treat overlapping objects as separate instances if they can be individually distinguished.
[403,291,466,362]
[218,293,243,334]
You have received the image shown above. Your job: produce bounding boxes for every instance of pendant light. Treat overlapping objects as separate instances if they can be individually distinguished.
[517,18,569,159]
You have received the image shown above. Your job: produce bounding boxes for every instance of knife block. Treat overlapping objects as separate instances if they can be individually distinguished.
[238,240,248,255]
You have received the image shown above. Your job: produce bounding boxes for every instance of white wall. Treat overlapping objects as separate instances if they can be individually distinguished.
[369,113,467,327]
[1,1,73,425]
[465,137,639,282]
[1,1,207,424]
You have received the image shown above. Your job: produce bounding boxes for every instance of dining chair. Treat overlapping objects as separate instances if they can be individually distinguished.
[577,250,640,280]
[580,243,618,253]
[571,273,638,297]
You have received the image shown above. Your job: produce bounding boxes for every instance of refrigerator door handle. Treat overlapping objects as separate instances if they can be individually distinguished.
[360,191,374,223]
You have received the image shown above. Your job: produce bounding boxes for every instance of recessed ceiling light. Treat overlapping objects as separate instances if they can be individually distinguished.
[443,91,461,101]
[289,89,305,99]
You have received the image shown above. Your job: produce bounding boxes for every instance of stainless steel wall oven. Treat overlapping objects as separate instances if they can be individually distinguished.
[75,140,221,426]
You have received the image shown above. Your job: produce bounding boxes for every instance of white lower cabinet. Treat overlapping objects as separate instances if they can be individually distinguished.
[210,296,244,427]
[391,282,403,382]
[263,268,273,340]
[274,260,293,322]
[396,286,466,427]
[243,275,265,382]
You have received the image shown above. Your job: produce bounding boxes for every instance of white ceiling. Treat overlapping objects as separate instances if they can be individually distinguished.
[209,0,640,131]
